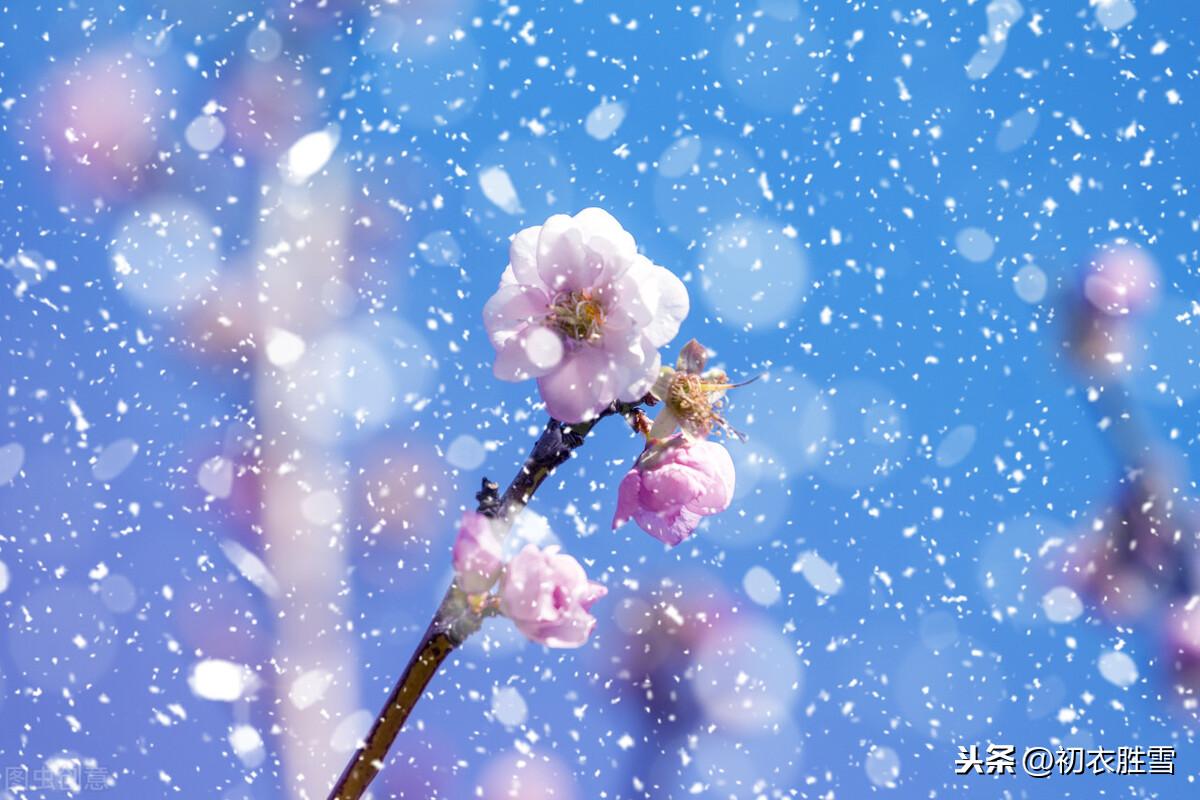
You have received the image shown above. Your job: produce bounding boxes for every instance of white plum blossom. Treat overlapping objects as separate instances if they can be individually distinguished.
[483,208,689,423]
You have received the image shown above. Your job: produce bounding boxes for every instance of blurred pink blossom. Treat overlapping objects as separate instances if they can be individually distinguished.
[499,543,606,648]
[451,512,504,594]
[483,208,688,423]
[1081,244,1160,317]
[613,435,735,547]
[36,48,163,196]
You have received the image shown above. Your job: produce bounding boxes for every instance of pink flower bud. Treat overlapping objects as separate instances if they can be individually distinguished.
[499,543,607,648]
[452,512,504,595]
[612,435,736,547]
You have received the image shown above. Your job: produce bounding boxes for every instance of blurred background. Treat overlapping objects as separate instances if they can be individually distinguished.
[1,0,1198,797]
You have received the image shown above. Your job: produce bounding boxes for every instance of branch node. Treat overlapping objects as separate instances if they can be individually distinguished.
[475,478,502,517]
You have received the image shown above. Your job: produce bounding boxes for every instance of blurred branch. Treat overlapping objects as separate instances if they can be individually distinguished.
[327,400,642,800]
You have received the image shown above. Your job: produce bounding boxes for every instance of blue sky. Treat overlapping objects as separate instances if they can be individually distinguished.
[2,1,1198,798]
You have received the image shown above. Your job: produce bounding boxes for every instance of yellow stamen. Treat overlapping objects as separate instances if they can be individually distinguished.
[548,289,606,342]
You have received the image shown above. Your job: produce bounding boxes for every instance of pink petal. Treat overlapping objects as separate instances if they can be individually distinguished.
[493,332,558,381]
[638,462,706,513]
[579,581,607,611]
[681,440,736,514]
[452,512,503,594]
[614,436,736,548]
[634,504,701,547]
[545,546,587,583]
[499,543,604,649]
[612,468,642,529]
[536,346,620,423]
[539,614,594,649]
[483,284,549,345]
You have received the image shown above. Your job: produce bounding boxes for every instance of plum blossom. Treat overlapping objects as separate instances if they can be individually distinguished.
[452,512,504,594]
[483,208,689,423]
[1067,245,1162,379]
[498,543,607,648]
[649,339,745,440]
[1081,244,1160,317]
[613,434,736,547]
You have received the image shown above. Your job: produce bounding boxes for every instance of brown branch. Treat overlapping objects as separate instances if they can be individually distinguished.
[493,405,628,520]
[326,400,641,800]
[326,609,461,800]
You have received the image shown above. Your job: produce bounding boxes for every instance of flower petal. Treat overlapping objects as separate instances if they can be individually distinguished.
[508,224,545,287]
[607,257,658,329]
[641,262,689,348]
[612,468,642,530]
[638,462,706,513]
[575,207,638,281]
[578,581,608,612]
[681,440,736,514]
[499,543,604,648]
[574,207,636,253]
[616,341,660,403]
[614,434,736,548]
[537,214,598,292]
[536,346,620,423]
[483,284,549,345]
[452,512,504,594]
[494,331,559,381]
[676,339,708,374]
[634,504,701,547]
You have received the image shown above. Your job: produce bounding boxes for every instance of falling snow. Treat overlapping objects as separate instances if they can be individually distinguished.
[1,1,1198,799]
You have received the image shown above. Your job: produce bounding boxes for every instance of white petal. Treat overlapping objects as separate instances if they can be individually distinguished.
[494,332,558,381]
[483,285,549,345]
[617,340,660,402]
[537,214,598,292]
[641,263,689,347]
[498,264,518,288]
[573,208,632,247]
[575,207,638,280]
[606,258,658,329]
[537,347,620,422]
[508,225,545,287]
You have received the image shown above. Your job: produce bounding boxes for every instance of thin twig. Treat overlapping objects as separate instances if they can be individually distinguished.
[325,598,465,800]
[326,400,641,800]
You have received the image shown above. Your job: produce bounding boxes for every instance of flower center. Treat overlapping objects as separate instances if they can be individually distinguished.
[667,372,709,422]
[549,289,606,342]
